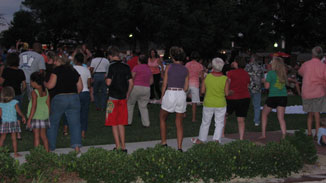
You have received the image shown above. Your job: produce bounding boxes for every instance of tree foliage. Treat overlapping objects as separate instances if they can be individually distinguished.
[1,0,326,55]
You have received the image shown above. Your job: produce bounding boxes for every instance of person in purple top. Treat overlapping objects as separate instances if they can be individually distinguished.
[160,46,189,152]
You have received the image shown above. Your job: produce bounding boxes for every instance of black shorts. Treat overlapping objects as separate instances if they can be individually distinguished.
[265,96,287,108]
[227,98,250,117]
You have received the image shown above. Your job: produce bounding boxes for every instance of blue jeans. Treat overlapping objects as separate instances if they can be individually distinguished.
[62,92,90,131]
[250,92,261,125]
[47,94,82,151]
[93,73,107,109]
[79,91,90,131]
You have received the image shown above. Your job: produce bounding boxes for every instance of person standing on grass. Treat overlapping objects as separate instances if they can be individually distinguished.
[160,46,189,152]
[90,50,110,111]
[148,49,163,100]
[185,51,204,122]
[127,54,153,127]
[0,53,26,140]
[0,86,26,157]
[73,53,91,139]
[259,57,288,139]
[27,72,50,152]
[298,46,326,139]
[191,57,229,144]
[19,42,46,100]
[105,46,133,152]
[245,54,264,127]
[45,54,83,153]
[224,56,250,140]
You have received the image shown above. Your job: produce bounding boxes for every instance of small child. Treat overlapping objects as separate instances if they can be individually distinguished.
[0,86,26,157]
[317,118,326,146]
[27,72,50,152]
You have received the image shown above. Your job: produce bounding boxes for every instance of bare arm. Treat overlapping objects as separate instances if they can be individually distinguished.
[106,78,112,86]
[126,79,134,99]
[46,91,50,112]
[21,80,26,92]
[132,72,136,79]
[27,91,37,127]
[184,73,189,92]
[161,65,170,99]
[87,78,91,89]
[45,73,57,89]
[15,104,26,124]
[225,79,230,96]
[264,81,270,89]
[0,77,4,85]
[200,79,206,95]
[76,77,83,93]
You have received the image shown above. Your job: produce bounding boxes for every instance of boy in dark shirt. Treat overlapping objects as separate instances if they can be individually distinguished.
[105,46,133,152]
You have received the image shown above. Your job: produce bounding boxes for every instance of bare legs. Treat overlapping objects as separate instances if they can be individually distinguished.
[33,128,49,152]
[160,109,184,149]
[0,133,21,157]
[222,115,245,140]
[192,103,197,122]
[237,117,245,140]
[307,112,320,137]
[160,109,169,145]
[259,105,286,139]
[112,125,126,150]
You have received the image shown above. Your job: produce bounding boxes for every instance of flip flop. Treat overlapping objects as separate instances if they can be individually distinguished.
[191,138,201,144]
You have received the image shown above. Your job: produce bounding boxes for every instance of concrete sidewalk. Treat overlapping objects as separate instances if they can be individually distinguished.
[12,136,236,164]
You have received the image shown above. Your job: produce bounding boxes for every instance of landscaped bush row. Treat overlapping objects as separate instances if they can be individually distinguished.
[0,131,316,183]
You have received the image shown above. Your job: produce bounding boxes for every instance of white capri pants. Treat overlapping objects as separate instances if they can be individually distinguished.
[198,106,226,142]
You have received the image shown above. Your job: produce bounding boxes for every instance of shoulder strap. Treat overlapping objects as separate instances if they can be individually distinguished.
[34,89,40,97]
[93,58,103,73]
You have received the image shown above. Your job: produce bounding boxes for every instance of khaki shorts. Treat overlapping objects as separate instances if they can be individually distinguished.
[302,96,326,112]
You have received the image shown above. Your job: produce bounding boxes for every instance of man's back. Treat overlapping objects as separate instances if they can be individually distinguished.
[19,51,45,82]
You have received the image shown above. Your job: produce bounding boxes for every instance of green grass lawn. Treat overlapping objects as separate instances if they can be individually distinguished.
[2,94,319,152]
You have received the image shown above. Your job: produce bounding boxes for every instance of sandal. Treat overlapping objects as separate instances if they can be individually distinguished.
[191,138,202,144]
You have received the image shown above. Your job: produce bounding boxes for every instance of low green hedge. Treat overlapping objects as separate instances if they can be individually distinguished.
[0,131,315,182]
[0,147,19,182]
[185,142,233,182]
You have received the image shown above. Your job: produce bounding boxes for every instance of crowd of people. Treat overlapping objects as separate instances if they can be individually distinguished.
[0,42,325,157]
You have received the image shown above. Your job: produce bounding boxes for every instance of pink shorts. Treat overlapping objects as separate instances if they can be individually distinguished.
[105,99,128,126]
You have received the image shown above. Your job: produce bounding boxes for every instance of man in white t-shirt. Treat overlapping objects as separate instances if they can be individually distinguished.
[90,50,110,111]
[19,42,46,99]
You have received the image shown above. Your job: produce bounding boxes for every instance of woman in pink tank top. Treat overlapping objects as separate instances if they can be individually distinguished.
[148,49,163,99]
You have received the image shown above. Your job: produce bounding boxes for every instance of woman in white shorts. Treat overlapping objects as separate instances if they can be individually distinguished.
[160,46,189,152]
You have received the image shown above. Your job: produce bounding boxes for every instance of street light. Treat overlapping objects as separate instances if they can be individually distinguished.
[129,34,133,38]
[274,42,278,48]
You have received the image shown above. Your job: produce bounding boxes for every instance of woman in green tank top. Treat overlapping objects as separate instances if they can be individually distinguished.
[192,57,230,144]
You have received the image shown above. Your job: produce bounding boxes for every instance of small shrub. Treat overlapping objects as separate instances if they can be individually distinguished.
[224,140,264,178]
[0,147,19,182]
[185,142,233,182]
[76,147,136,183]
[286,129,318,164]
[22,146,59,179]
[263,140,303,178]
[58,151,78,172]
[132,144,187,183]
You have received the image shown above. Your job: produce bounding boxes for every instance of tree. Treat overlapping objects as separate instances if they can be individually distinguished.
[0,10,39,48]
